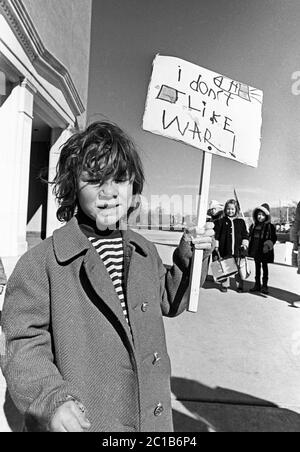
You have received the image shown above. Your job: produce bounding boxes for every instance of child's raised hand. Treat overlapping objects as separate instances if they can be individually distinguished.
[184,222,215,250]
[49,400,91,432]
[175,222,215,271]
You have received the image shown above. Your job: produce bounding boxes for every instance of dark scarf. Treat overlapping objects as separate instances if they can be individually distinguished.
[76,208,121,240]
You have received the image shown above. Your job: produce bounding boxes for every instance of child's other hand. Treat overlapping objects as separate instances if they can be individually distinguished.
[49,400,91,432]
[263,240,273,254]
[239,245,248,258]
[184,222,215,250]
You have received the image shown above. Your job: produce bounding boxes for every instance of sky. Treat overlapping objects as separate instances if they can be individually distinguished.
[87,0,300,216]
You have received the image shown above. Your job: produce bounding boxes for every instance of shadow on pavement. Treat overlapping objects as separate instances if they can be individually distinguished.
[264,287,300,308]
[4,376,300,432]
[203,277,300,308]
[272,262,297,268]
[171,377,300,432]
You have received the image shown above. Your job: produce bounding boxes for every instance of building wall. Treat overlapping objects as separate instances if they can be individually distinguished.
[0,0,93,259]
[22,0,92,112]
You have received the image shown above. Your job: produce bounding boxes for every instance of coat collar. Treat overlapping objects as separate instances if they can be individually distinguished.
[53,217,148,263]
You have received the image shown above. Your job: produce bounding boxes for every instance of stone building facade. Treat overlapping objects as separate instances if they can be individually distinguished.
[0,0,92,261]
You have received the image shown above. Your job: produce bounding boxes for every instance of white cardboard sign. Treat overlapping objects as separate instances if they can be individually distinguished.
[143,55,263,168]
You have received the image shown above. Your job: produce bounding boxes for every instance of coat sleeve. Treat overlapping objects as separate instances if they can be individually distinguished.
[153,236,211,317]
[0,248,83,430]
[213,219,222,248]
[270,224,277,244]
[290,223,299,247]
[290,224,297,245]
[292,205,300,245]
[241,220,249,246]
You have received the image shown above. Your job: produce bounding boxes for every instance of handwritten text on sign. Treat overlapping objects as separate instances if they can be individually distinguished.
[143,55,263,168]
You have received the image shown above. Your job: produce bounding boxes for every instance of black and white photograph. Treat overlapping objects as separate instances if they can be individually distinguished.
[0,0,300,434]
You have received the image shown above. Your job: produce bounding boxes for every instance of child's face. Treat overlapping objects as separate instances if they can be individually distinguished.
[225,203,236,217]
[257,211,266,223]
[77,173,133,229]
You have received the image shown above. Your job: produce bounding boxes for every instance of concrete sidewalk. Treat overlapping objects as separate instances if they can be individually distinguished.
[165,257,300,431]
[1,240,300,432]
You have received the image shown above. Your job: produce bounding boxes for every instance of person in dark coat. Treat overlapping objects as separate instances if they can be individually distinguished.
[0,121,214,433]
[214,199,249,293]
[291,201,300,274]
[248,203,277,294]
[207,200,224,222]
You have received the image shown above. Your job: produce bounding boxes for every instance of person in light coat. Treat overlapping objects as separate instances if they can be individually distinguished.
[0,121,214,432]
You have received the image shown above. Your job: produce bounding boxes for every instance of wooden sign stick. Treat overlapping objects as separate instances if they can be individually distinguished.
[187,151,212,312]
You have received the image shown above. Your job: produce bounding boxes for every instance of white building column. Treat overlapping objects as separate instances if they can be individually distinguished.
[0,77,36,258]
[46,126,74,237]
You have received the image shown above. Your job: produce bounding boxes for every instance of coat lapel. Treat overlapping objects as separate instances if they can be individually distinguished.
[52,219,153,348]
[83,246,134,344]
[53,218,134,345]
[123,231,155,313]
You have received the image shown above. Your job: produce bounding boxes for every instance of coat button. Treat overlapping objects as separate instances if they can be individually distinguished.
[141,302,148,312]
[152,352,161,365]
[154,403,164,417]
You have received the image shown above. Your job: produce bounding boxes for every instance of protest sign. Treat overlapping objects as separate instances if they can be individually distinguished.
[143,55,263,311]
[143,54,263,168]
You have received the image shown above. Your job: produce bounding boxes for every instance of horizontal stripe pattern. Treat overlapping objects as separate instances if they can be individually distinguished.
[89,236,130,325]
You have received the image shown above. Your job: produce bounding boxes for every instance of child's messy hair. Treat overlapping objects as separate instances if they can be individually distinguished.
[53,121,145,222]
[224,199,239,215]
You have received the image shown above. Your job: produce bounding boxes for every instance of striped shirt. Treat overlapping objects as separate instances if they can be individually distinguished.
[88,235,130,324]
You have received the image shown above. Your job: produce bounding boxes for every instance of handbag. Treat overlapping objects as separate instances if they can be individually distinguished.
[237,256,251,280]
[211,252,239,283]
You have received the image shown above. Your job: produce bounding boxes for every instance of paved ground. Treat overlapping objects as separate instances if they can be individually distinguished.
[167,263,300,432]
[157,239,300,432]
[1,237,299,432]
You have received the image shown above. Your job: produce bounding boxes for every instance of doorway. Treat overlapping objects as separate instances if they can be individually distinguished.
[26,114,51,248]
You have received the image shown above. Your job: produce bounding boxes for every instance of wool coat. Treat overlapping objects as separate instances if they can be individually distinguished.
[291,202,300,248]
[0,218,209,432]
[248,222,277,263]
[214,216,248,258]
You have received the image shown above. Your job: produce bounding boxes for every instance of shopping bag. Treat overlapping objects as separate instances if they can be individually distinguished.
[211,254,239,283]
[237,257,251,280]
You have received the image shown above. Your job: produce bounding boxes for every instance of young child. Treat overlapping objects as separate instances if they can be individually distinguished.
[214,199,249,293]
[207,200,224,222]
[248,203,277,294]
[0,121,214,432]
[291,201,300,274]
